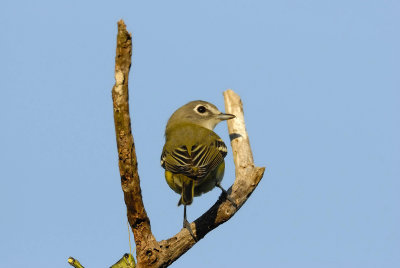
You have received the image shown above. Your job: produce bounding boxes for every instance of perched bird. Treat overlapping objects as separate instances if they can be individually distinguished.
[160,100,235,238]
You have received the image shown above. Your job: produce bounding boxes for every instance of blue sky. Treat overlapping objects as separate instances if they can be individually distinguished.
[1,0,399,267]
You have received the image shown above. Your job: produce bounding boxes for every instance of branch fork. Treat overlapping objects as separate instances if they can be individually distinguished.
[112,20,265,268]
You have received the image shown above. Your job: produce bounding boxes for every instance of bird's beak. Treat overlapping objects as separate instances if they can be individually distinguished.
[218,113,236,121]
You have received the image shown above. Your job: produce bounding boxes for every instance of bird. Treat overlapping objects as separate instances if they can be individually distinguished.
[160,100,235,239]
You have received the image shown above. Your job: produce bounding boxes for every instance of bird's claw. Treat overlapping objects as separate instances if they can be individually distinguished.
[183,219,197,242]
[216,183,237,207]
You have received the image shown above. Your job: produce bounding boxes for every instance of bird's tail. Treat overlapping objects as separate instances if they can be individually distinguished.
[178,176,194,206]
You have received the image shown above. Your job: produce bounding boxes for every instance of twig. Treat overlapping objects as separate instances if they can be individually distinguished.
[111,253,136,268]
[68,257,84,268]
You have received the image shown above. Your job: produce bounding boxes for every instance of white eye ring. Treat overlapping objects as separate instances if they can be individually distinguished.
[194,105,207,114]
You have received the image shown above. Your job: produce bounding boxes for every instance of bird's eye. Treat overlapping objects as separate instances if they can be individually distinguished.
[197,106,206,113]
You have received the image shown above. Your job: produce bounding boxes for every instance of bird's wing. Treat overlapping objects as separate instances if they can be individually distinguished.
[161,138,227,179]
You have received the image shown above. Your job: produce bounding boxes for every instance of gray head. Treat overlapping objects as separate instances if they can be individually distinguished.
[166,100,235,131]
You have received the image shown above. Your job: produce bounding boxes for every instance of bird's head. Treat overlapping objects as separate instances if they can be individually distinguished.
[166,100,235,131]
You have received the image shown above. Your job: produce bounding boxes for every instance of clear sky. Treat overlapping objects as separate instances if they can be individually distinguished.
[1,0,399,267]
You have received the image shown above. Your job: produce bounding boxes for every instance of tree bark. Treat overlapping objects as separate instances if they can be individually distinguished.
[111,20,158,264]
[112,20,265,268]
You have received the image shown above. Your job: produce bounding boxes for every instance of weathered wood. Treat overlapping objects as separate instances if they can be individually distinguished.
[111,20,265,268]
[111,20,158,267]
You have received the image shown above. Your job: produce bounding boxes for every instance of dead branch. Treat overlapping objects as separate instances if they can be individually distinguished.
[112,20,265,268]
[111,20,158,264]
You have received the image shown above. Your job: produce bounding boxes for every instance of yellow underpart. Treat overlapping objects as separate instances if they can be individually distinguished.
[165,161,225,205]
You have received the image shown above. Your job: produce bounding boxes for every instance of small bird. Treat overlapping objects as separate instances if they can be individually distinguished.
[161,100,235,239]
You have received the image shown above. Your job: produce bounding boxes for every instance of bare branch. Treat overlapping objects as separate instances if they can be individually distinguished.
[111,20,157,266]
[111,20,265,268]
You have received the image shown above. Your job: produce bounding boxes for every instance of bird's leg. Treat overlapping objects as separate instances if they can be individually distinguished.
[183,205,197,241]
[216,182,236,206]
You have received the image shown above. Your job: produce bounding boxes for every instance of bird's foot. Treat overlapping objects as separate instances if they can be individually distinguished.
[216,183,237,207]
[183,218,197,242]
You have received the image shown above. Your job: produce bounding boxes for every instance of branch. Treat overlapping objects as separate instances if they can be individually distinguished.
[112,20,157,264]
[112,20,265,268]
